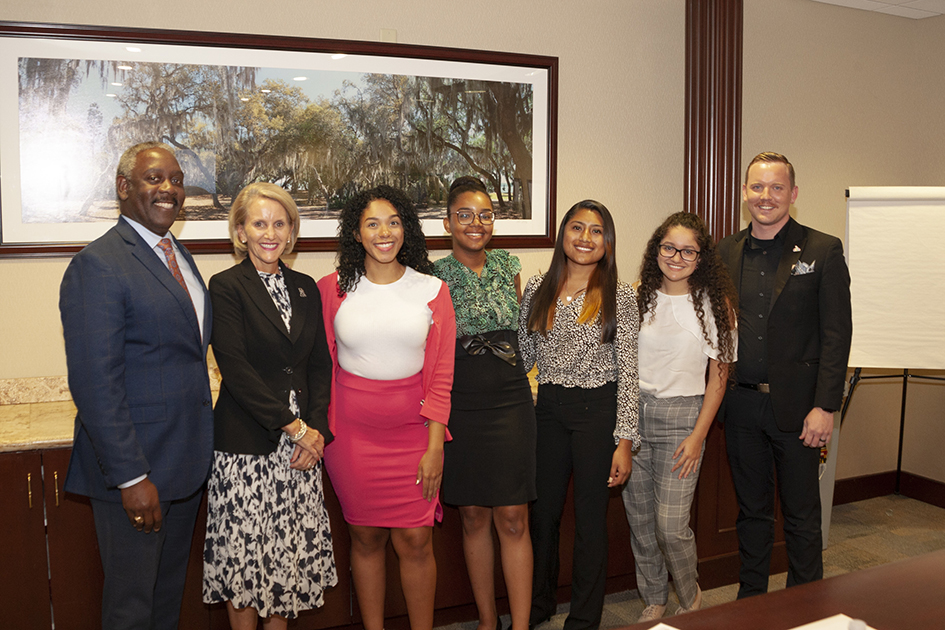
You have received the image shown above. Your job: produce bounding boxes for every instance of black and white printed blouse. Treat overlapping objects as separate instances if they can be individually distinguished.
[518,273,640,448]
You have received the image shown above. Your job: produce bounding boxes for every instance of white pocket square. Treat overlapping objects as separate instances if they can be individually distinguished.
[792,260,816,275]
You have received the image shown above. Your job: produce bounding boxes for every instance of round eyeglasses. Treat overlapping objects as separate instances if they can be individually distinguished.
[659,243,700,262]
[454,210,495,225]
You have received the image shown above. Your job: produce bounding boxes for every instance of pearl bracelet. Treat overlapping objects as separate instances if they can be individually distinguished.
[289,419,308,443]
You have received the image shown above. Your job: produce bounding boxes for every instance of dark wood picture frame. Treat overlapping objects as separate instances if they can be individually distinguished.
[0,21,558,257]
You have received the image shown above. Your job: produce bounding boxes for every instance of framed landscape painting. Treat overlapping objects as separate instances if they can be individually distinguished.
[0,22,558,256]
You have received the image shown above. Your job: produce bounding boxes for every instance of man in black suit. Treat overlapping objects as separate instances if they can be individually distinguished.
[717,151,852,599]
[60,142,214,629]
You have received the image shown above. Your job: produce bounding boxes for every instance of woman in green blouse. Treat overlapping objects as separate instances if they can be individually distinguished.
[434,176,536,630]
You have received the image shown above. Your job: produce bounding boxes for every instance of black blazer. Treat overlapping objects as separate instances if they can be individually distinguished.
[209,257,332,455]
[718,218,852,432]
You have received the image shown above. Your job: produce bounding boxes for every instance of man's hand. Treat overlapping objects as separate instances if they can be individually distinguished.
[121,477,162,533]
[800,407,834,448]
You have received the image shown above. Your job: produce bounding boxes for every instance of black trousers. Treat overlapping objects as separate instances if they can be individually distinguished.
[530,382,617,630]
[724,387,822,598]
[91,488,203,630]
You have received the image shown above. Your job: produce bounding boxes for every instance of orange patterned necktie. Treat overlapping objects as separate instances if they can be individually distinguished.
[157,238,194,307]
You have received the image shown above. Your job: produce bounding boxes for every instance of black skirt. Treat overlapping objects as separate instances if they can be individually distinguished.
[442,329,537,506]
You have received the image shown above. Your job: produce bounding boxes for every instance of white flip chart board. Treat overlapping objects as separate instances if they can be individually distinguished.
[846,187,945,370]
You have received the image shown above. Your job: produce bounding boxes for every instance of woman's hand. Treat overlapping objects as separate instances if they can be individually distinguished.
[284,419,325,471]
[417,420,446,501]
[417,446,444,501]
[671,433,705,479]
[608,439,634,487]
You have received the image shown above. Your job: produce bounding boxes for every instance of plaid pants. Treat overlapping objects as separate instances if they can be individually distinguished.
[621,392,704,608]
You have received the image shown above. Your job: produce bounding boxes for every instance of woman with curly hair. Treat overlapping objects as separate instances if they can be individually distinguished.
[519,200,639,630]
[317,185,455,630]
[434,176,536,630]
[622,211,737,623]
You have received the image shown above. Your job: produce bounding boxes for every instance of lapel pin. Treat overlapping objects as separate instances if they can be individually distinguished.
[793,245,801,252]
[298,288,307,298]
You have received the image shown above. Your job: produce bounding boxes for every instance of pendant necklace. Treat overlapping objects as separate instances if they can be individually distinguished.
[564,287,586,303]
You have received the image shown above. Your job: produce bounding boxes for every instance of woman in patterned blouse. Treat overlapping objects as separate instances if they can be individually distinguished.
[434,176,537,630]
[519,200,640,630]
[204,182,337,629]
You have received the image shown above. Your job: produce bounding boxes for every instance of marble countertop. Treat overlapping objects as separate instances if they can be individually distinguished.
[0,367,222,454]
[0,401,76,453]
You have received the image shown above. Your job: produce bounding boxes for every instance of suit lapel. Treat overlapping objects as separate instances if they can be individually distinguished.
[238,257,292,340]
[118,220,202,345]
[770,219,807,313]
[174,236,211,350]
[726,229,749,291]
[281,265,307,344]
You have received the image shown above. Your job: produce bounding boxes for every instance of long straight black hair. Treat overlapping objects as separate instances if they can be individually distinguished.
[526,200,619,344]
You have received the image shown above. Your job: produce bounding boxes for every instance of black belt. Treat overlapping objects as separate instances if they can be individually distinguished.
[737,382,770,394]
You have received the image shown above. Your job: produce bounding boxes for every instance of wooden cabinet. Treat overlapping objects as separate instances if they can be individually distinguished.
[0,449,105,630]
[3,438,763,629]
[42,448,106,630]
[0,447,641,630]
[0,451,52,630]
[1,448,203,630]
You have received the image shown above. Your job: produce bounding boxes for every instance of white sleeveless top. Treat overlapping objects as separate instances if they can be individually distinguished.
[334,266,443,381]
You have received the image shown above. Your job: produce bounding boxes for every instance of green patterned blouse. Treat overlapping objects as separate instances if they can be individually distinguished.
[433,249,522,338]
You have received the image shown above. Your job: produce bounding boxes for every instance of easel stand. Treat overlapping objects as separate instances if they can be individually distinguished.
[842,368,945,493]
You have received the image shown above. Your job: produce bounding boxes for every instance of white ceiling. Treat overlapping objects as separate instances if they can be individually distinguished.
[810,0,945,19]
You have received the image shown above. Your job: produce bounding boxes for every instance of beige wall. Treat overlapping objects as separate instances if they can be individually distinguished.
[742,0,945,483]
[0,0,684,379]
[3,0,943,483]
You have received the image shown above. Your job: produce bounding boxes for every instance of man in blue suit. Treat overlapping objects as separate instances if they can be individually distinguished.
[60,142,214,629]
[718,152,852,599]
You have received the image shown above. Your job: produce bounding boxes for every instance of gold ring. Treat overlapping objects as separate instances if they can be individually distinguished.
[134,515,144,524]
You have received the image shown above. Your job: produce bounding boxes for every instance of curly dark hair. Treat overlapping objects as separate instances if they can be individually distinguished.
[637,211,738,364]
[334,185,434,295]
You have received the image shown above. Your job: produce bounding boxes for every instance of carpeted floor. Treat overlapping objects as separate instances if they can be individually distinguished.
[435,495,945,630]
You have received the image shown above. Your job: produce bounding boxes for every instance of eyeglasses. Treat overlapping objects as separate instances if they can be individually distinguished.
[454,210,495,225]
[659,243,700,262]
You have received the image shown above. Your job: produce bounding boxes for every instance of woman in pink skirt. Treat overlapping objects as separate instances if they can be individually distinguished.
[318,185,455,630]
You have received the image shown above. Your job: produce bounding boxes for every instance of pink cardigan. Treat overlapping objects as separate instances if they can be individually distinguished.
[316,271,455,438]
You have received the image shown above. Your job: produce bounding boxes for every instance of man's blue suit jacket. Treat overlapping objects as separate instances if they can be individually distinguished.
[60,217,214,502]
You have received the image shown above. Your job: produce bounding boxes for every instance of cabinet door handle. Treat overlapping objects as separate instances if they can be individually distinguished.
[55,471,60,507]
[27,472,33,509]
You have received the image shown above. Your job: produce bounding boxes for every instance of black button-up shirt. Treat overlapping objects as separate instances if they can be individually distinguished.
[735,224,788,384]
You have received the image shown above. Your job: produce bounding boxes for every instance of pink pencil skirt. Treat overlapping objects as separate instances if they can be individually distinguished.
[325,368,442,528]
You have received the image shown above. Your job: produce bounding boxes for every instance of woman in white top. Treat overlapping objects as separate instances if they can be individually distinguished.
[317,186,455,630]
[622,211,737,623]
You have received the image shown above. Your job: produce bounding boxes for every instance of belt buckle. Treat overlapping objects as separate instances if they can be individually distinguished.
[757,383,770,394]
